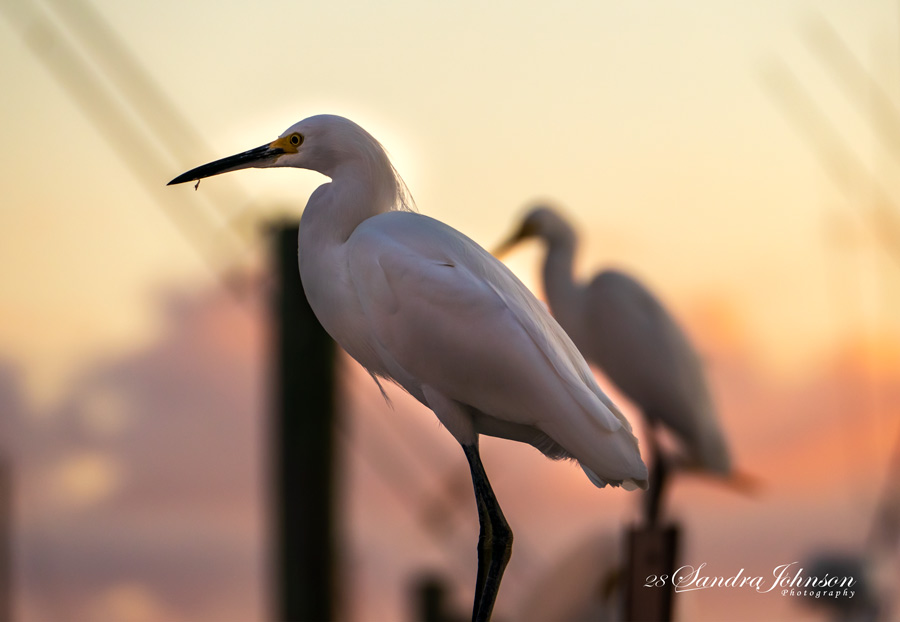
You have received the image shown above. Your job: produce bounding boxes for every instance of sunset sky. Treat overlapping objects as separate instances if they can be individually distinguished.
[3,0,900,620]
[1,0,899,398]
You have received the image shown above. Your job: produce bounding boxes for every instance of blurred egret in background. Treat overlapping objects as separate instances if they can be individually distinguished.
[800,552,882,621]
[168,115,648,621]
[496,206,738,525]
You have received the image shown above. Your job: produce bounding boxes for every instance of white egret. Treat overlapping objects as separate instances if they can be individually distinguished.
[168,115,648,621]
[496,206,737,525]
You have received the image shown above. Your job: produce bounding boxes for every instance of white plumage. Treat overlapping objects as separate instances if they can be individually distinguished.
[169,115,647,620]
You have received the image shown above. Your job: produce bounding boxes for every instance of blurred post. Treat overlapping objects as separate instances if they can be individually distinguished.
[623,524,680,622]
[411,573,465,622]
[0,455,10,622]
[271,223,337,622]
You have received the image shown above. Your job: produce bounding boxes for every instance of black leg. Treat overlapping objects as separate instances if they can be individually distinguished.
[462,442,513,622]
[643,425,670,527]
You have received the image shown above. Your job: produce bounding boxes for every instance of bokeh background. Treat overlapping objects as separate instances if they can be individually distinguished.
[2,0,900,620]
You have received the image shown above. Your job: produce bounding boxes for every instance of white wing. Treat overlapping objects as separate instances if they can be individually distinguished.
[346,211,647,488]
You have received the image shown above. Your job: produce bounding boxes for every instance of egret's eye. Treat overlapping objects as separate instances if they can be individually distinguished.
[290,133,303,146]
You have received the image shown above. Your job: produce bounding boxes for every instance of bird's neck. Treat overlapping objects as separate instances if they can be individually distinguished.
[296,159,400,341]
[542,232,583,338]
[304,158,400,244]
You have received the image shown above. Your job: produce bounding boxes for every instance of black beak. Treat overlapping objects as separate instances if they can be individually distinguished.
[167,143,285,186]
[492,228,527,258]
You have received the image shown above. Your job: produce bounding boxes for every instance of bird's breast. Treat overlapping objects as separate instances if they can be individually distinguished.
[297,231,391,378]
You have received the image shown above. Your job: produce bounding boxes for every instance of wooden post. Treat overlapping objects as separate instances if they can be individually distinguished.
[415,575,447,622]
[271,223,337,622]
[0,456,9,622]
[623,524,680,622]
[412,573,464,622]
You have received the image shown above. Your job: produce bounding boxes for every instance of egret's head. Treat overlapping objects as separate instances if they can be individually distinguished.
[494,205,574,257]
[167,114,391,185]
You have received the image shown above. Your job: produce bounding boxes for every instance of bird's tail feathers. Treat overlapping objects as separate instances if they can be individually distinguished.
[581,464,649,491]
[693,467,762,496]
[723,469,762,496]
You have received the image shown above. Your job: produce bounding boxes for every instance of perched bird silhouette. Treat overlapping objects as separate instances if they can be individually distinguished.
[496,205,739,524]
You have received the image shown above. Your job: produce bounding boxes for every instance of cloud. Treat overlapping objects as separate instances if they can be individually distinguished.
[8,284,266,622]
[3,278,900,621]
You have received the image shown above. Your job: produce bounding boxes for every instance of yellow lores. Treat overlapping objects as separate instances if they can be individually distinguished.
[269,132,303,155]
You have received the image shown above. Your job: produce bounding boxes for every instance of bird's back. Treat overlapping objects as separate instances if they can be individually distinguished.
[346,212,648,488]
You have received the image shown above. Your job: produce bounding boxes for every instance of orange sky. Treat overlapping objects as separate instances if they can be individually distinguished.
[2,0,900,404]
[4,277,897,620]
[4,1,900,620]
